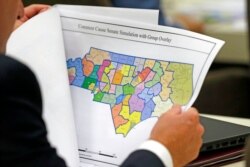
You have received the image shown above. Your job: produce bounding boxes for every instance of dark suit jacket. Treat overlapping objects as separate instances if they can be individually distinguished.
[0,55,165,167]
[0,55,66,167]
[120,150,165,167]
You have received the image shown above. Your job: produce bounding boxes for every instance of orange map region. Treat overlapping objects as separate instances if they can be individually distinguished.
[82,58,94,77]
[138,67,151,81]
[112,103,128,128]
[112,70,123,85]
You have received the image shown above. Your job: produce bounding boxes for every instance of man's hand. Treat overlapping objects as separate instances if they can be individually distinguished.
[150,105,204,167]
[14,4,50,30]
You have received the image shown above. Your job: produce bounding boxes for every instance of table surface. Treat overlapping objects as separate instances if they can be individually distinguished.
[201,114,250,167]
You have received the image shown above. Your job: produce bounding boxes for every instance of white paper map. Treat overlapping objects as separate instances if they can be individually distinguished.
[61,10,224,166]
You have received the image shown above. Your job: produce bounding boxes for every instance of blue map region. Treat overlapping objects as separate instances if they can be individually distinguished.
[95,81,100,89]
[72,76,85,87]
[148,83,162,96]
[138,88,154,103]
[141,100,156,121]
[67,58,84,76]
[116,94,125,104]
[110,52,135,65]
[67,58,85,87]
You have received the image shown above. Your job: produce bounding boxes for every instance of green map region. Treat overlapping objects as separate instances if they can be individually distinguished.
[67,48,193,136]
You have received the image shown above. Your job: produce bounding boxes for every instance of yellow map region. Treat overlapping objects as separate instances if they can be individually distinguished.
[167,63,193,105]
[116,109,141,136]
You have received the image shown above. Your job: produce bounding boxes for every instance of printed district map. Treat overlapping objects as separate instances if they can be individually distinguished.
[67,48,193,137]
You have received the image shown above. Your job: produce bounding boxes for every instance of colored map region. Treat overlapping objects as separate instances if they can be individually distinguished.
[67,48,193,136]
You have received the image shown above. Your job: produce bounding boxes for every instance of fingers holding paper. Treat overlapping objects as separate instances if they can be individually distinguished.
[150,105,204,167]
[15,4,50,30]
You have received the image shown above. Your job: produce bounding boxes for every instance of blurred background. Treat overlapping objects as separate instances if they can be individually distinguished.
[163,0,248,65]
[161,0,250,118]
[23,0,250,118]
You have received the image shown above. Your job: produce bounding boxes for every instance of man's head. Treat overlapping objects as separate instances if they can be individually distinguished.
[0,0,24,53]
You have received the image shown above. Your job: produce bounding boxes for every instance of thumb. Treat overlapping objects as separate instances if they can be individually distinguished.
[169,104,182,115]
